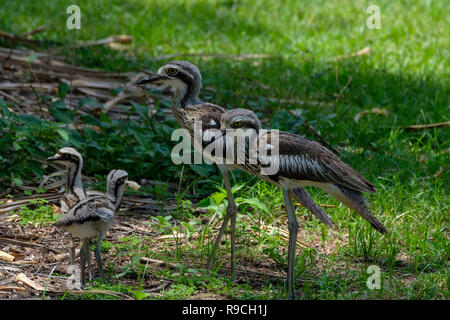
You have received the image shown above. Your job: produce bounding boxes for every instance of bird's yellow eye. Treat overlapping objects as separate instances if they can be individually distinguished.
[166,67,178,76]
[231,120,243,128]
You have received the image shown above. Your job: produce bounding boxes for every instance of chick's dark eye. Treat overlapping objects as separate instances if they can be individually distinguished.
[167,67,178,76]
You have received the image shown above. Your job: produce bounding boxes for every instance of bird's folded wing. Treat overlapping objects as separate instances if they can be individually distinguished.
[54,196,114,227]
[261,131,377,193]
[95,206,115,222]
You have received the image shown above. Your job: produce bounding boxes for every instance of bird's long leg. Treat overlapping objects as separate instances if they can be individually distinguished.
[95,235,104,279]
[207,164,238,278]
[80,238,88,288]
[230,202,237,281]
[206,200,234,270]
[69,234,75,264]
[86,239,92,281]
[282,188,299,300]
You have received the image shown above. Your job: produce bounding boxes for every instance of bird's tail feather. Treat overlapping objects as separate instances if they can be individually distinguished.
[291,187,335,228]
[328,184,388,234]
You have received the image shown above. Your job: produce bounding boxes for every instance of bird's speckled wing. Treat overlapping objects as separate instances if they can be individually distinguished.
[54,196,115,227]
[263,131,376,193]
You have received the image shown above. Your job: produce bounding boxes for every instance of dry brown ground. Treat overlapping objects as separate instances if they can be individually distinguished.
[0,193,353,300]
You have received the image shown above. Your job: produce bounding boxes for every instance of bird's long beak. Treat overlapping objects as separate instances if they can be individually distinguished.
[125,180,140,191]
[46,155,60,162]
[136,74,168,85]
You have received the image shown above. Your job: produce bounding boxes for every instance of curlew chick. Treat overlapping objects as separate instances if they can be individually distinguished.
[46,147,87,214]
[88,169,140,210]
[54,169,138,288]
[47,147,87,263]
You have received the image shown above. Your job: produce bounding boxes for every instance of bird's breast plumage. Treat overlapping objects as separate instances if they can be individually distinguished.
[174,102,227,149]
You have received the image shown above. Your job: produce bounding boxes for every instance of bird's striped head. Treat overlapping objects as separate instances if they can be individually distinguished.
[107,169,128,187]
[220,108,262,135]
[107,169,140,193]
[46,147,83,167]
[106,169,140,208]
[136,60,202,106]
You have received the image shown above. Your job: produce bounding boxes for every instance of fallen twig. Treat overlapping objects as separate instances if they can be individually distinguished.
[20,26,46,38]
[104,72,147,112]
[12,272,133,299]
[47,35,133,53]
[140,257,178,268]
[0,285,26,293]
[0,90,24,105]
[332,47,371,61]
[0,82,57,91]
[145,281,171,293]
[0,237,62,254]
[0,194,61,213]
[0,30,55,46]
[405,121,450,131]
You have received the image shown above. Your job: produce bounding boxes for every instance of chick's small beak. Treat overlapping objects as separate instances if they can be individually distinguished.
[136,74,168,85]
[125,180,140,191]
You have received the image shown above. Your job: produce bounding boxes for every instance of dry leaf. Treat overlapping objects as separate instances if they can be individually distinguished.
[9,252,25,260]
[108,43,128,51]
[419,155,429,163]
[433,166,448,179]
[0,250,15,262]
[51,204,61,214]
[14,273,45,291]
[354,107,388,122]
[356,47,371,56]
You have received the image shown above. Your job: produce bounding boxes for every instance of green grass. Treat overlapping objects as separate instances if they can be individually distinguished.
[0,0,448,299]
[16,198,58,226]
